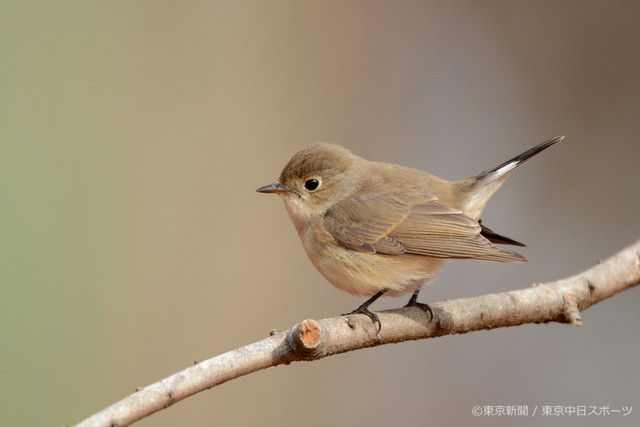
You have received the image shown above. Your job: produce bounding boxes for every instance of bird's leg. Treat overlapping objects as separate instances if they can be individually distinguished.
[342,288,388,332]
[404,289,434,322]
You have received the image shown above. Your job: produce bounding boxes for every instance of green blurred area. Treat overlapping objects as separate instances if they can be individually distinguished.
[2,2,639,426]
[1,2,125,421]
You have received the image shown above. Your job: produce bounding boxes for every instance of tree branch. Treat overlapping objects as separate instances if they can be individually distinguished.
[76,238,640,427]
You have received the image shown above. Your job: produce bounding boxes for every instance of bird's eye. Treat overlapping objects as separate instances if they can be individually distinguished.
[304,178,321,192]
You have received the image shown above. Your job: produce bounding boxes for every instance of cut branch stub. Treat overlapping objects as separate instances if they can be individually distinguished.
[289,319,324,357]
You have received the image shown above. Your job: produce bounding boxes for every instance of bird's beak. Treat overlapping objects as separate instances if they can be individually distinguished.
[256,182,286,194]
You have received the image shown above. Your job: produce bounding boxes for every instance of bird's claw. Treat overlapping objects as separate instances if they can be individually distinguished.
[405,299,434,322]
[342,306,381,332]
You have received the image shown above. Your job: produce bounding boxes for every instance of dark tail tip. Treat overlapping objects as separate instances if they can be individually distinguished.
[480,221,526,247]
[478,136,565,179]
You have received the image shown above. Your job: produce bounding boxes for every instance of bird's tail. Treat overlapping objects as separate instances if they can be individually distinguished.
[460,136,564,219]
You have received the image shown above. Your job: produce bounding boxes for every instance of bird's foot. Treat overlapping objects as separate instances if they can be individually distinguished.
[342,305,381,332]
[404,292,434,322]
[341,289,388,332]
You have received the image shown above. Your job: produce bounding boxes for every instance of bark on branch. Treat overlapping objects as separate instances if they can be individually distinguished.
[76,238,640,427]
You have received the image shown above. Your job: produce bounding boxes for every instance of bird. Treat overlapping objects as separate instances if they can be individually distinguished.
[257,136,563,330]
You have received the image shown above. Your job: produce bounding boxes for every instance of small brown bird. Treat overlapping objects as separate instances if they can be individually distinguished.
[257,137,563,329]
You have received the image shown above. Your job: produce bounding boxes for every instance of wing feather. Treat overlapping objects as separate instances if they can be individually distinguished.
[324,192,525,262]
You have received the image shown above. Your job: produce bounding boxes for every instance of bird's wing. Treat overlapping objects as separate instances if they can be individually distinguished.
[323,193,525,262]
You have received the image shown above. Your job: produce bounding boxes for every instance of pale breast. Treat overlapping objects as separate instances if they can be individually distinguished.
[300,223,447,297]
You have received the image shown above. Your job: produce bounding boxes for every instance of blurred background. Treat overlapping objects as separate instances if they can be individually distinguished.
[2,1,639,426]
